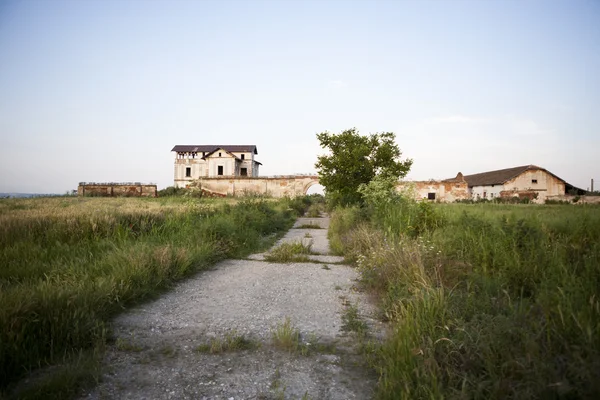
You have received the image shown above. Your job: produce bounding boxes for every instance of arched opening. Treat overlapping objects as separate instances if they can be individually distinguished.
[304,182,325,195]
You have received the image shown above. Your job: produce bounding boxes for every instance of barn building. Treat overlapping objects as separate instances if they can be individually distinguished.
[456,165,568,202]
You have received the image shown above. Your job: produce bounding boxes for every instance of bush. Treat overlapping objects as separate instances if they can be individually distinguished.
[157,186,188,197]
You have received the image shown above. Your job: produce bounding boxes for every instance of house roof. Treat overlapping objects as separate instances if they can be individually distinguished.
[171,145,258,154]
[202,148,241,161]
[455,165,566,187]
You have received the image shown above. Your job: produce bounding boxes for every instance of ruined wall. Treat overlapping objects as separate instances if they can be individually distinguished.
[182,176,320,198]
[546,195,600,204]
[503,170,565,202]
[78,183,157,197]
[396,180,469,202]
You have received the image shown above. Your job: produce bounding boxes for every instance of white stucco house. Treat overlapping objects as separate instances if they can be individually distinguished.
[172,145,262,187]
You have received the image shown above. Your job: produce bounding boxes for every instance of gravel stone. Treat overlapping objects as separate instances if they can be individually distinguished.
[82,217,382,400]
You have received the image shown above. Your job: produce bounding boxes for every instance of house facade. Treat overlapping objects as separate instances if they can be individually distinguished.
[458,165,566,202]
[172,145,261,187]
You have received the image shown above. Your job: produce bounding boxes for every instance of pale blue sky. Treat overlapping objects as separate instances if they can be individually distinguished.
[0,0,598,193]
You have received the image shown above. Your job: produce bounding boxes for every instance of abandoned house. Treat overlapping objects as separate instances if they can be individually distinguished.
[172,145,262,187]
[396,174,469,202]
[398,165,576,203]
[452,165,567,202]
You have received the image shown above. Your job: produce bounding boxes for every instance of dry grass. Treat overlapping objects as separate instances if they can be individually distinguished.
[330,203,600,399]
[0,195,306,396]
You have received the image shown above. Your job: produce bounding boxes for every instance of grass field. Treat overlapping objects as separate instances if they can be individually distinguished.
[330,201,600,399]
[0,195,310,397]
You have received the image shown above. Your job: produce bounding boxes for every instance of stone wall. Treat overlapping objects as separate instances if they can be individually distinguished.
[180,176,320,198]
[78,183,157,197]
[546,195,600,204]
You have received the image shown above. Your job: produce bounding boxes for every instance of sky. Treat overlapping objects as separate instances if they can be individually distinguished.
[0,0,598,193]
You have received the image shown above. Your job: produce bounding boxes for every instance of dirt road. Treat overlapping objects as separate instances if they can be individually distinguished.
[83,216,382,400]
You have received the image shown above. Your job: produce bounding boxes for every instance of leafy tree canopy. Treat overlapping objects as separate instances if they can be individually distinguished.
[315,128,413,206]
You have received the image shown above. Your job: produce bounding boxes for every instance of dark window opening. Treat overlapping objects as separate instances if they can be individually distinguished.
[428,192,436,200]
[532,179,538,184]
[241,154,245,160]
[483,191,487,198]
[185,167,191,177]
[218,166,224,176]
[219,152,222,157]
[241,168,248,176]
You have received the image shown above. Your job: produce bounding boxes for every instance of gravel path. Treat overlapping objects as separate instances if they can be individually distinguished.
[83,216,382,400]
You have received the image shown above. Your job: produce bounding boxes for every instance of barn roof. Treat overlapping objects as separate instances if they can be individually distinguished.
[171,145,258,154]
[455,165,566,187]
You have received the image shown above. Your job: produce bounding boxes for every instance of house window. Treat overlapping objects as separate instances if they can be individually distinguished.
[219,152,222,157]
[241,167,248,176]
[218,166,223,176]
[428,192,436,200]
[483,191,487,198]
[532,179,538,184]
[241,154,245,160]
[185,167,191,177]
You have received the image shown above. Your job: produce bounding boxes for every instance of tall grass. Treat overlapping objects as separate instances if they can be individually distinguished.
[330,202,600,399]
[0,196,309,394]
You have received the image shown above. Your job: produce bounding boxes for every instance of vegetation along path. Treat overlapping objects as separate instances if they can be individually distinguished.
[83,214,382,400]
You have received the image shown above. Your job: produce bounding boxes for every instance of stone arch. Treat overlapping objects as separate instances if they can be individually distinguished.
[302,177,321,195]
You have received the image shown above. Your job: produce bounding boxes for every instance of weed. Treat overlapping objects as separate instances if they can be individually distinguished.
[159,345,176,357]
[322,264,331,270]
[271,317,300,352]
[195,332,257,354]
[296,223,322,229]
[264,241,314,263]
[304,232,312,238]
[306,203,323,218]
[341,304,368,338]
[115,337,145,352]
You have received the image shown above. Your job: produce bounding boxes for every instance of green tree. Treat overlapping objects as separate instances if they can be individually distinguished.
[315,128,412,206]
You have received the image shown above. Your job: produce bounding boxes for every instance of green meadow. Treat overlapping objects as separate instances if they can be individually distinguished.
[330,201,600,399]
[0,195,311,397]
